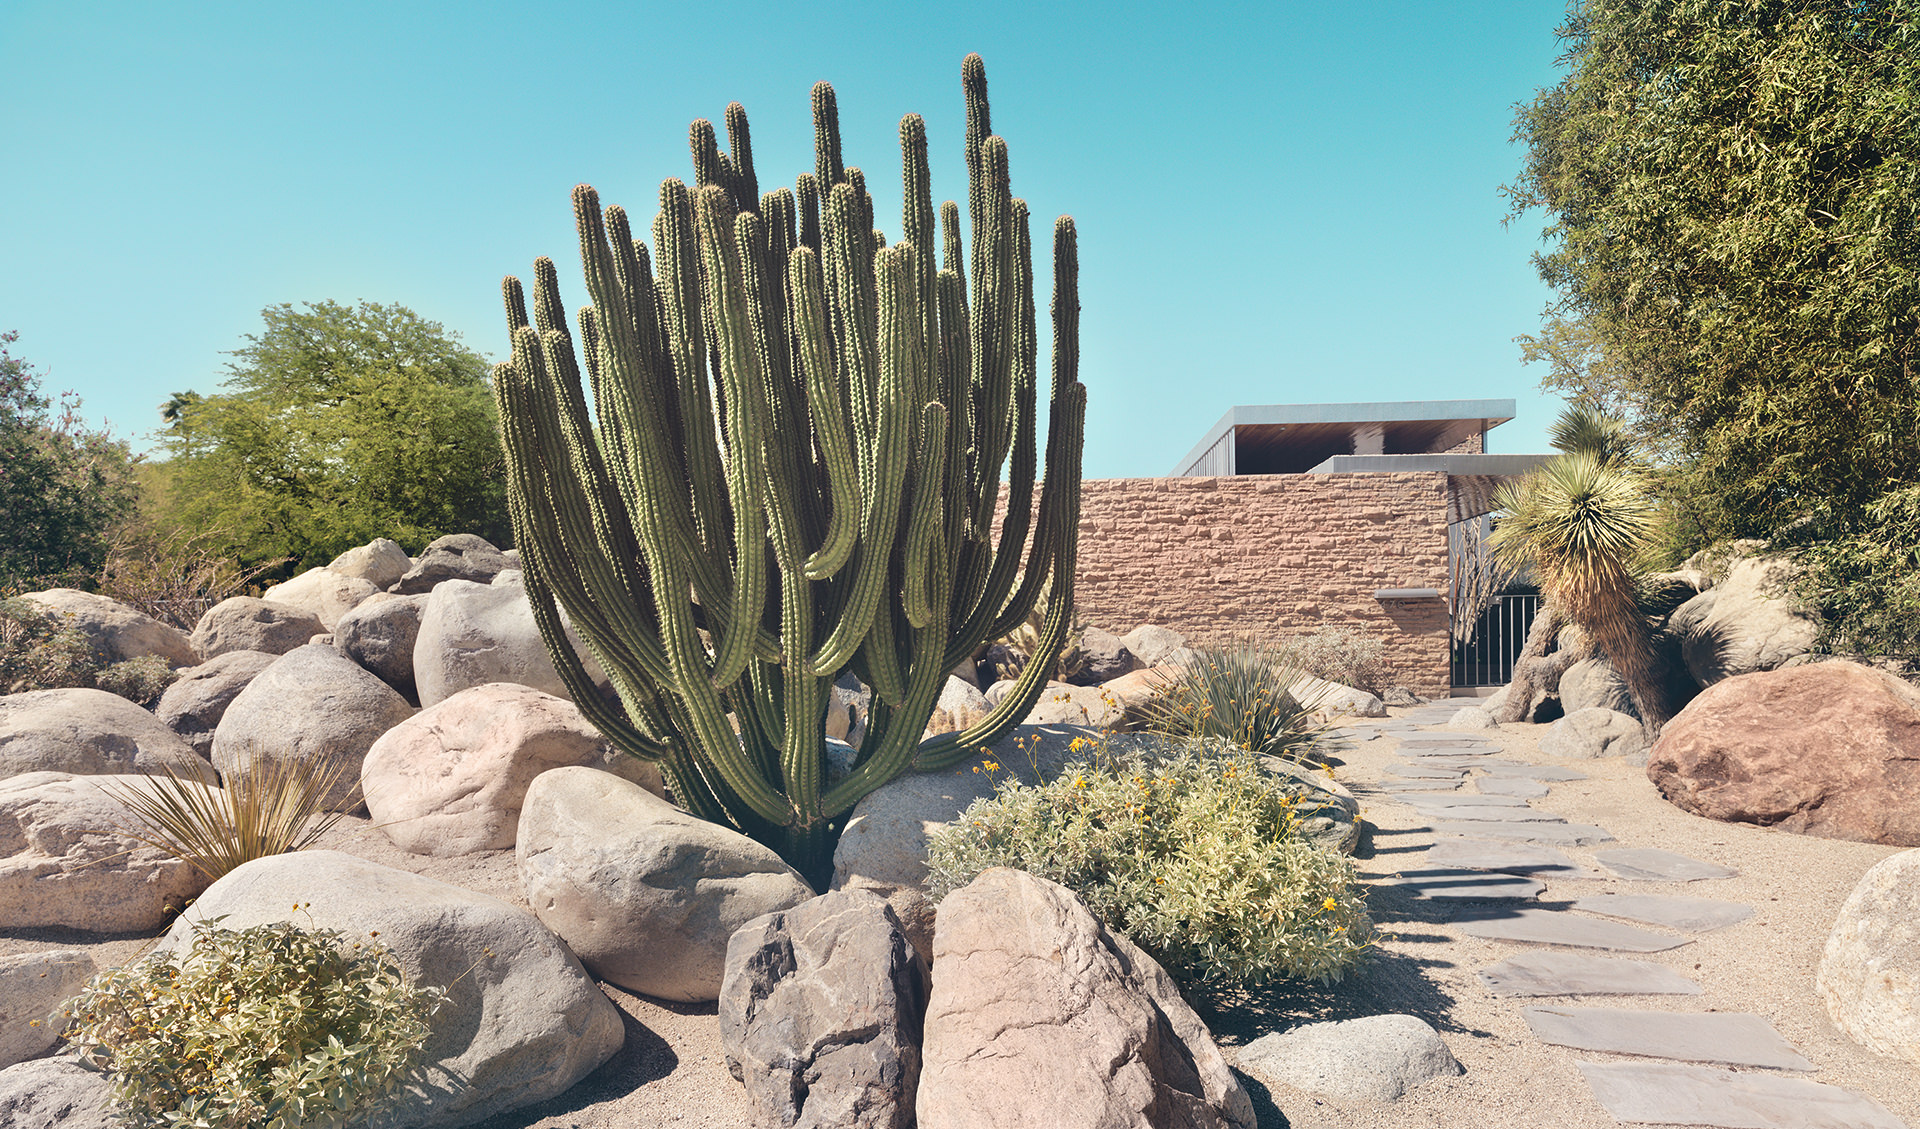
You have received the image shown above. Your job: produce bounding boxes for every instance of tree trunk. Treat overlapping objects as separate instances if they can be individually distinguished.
[1495,604,1562,723]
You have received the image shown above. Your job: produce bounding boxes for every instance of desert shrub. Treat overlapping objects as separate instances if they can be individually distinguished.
[1141,639,1323,759]
[925,737,1370,985]
[1794,486,1920,662]
[0,597,99,694]
[101,748,351,882]
[92,656,178,709]
[63,915,441,1129]
[97,520,289,630]
[1282,626,1388,692]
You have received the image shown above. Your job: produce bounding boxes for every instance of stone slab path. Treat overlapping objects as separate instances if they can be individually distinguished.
[1352,710,1909,1128]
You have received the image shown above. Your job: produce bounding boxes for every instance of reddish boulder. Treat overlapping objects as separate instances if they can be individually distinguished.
[1646,661,1920,846]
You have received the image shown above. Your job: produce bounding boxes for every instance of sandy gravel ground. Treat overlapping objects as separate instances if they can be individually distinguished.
[5,706,1916,1129]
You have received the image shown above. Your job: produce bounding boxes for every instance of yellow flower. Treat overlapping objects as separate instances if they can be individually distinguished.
[1323,896,1339,912]
[1072,775,1087,788]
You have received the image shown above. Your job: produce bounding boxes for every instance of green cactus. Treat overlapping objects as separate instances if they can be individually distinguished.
[492,54,1085,874]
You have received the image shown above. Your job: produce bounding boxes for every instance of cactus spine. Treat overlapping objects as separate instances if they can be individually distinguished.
[493,54,1085,872]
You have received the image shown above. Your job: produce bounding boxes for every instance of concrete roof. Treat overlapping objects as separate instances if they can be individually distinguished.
[1171,399,1519,476]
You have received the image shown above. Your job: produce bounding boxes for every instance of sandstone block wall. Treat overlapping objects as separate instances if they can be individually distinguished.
[1039,474,1454,698]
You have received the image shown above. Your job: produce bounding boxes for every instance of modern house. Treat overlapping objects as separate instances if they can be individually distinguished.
[1064,400,1548,698]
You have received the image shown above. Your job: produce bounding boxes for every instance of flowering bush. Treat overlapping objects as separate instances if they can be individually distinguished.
[62,915,442,1129]
[925,737,1370,985]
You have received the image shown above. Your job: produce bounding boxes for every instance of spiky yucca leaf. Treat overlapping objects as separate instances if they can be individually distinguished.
[98,752,350,884]
[1141,639,1326,761]
[1549,401,1637,465]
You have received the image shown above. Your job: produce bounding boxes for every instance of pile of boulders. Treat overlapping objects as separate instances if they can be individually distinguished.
[2,534,1408,1128]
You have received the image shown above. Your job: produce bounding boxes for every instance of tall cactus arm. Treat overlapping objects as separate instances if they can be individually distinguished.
[725,102,759,211]
[900,115,939,380]
[787,248,862,583]
[903,403,950,629]
[796,173,823,254]
[652,180,735,563]
[812,82,844,190]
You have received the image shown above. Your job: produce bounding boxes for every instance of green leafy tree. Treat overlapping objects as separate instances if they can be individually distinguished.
[0,330,140,591]
[1507,0,1920,539]
[158,302,509,573]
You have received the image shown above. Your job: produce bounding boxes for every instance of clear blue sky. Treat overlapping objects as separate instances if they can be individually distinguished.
[0,0,1573,479]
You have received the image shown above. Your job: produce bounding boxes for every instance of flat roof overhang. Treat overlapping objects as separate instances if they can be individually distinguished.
[1171,399,1518,476]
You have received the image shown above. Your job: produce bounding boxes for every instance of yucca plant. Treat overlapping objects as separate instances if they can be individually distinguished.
[1490,420,1670,731]
[98,751,350,883]
[1141,640,1325,761]
[492,55,1084,874]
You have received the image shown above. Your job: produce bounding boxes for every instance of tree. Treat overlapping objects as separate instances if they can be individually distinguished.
[1491,406,1670,731]
[0,330,140,591]
[157,301,510,574]
[1507,0,1920,540]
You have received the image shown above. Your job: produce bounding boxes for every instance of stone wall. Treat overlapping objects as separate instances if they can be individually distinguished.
[1031,474,1454,698]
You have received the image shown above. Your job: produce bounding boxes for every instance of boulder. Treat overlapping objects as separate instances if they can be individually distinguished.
[1668,553,1818,688]
[917,868,1253,1129]
[980,642,1028,685]
[925,676,993,738]
[1070,627,1138,685]
[335,592,427,699]
[1025,683,1125,729]
[1448,705,1499,730]
[0,950,96,1069]
[188,596,324,659]
[212,645,414,812]
[517,767,814,1002]
[1541,708,1648,761]
[1100,665,1179,731]
[261,567,380,632]
[720,887,925,1129]
[1235,1014,1461,1102]
[983,678,1018,707]
[413,579,604,708]
[1261,755,1362,854]
[0,1056,115,1129]
[1818,848,1920,1063]
[1560,656,1638,717]
[0,772,213,931]
[19,589,196,667]
[1646,661,1920,846]
[1290,674,1388,719]
[362,683,662,857]
[327,537,412,589]
[153,650,277,759]
[948,657,980,689]
[1485,681,1557,723]
[1382,686,1422,707]
[1121,625,1188,669]
[490,569,523,587]
[392,534,512,595]
[0,688,215,781]
[827,673,873,749]
[161,851,623,1129]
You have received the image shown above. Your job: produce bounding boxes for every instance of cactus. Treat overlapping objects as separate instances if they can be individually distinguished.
[492,54,1085,873]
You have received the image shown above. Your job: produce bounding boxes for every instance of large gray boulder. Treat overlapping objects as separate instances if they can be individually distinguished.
[261,567,380,632]
[392,534,511,595]
[517,766,814,1002]
[19,589,197,667]
[212,644,414,811]
[917,868,1253,1129]
[1235,1014,1461,1102]
[1818,848,1920,1064]
[189,596,324,659]
[413,579,604,709]
[1024,683,1126,729]
[362,683,662,857]
[161,851,623,1129]
[1540,707,1649,761]
[328,537,412,590]
[721,887,925,1129]
[1290,673,1387,719]
[1121,625,1188,669]
[0,1056,115,1129]
[154,650,277,759]
[925,676,993,738]
[0,772,214,931]
[1668,553,1818,688]
[0,687,215,781]
[1070,627,1139,685]
[1559,656,1638,717]
[335,592,427,699]
[0,950,96,1069]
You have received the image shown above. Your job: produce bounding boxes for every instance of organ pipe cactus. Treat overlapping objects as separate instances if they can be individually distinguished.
[492,54,1085,872]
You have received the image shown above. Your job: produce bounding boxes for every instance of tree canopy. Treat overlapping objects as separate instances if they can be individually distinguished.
[157,301,510,573]
[1507,0,1920,540]
[0,330,140,591]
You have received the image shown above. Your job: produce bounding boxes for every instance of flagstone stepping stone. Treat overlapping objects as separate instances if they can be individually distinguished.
[1373,779,1462,793]
[1395,793,1535,809]
[1412,807,1569,826]
[1458,908,1688,952]
[1572,894,1754,933]
[1425,839,1598,877]
[1479,952,1702,998]
[1575,1061,1909,1129]
[1385,763,1468,779]
[1392,869,1545,900]
[1480,764,1588,782]
[1594,848,1737,882]
[1475,777,1550,797]
[1434,820,1614,845]
[1400,733,1501,746]
[1523,1007,1814,1071]
[1399,745,1502,758]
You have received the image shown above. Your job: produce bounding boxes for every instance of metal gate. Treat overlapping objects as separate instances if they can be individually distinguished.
[1451,593,1540,688]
